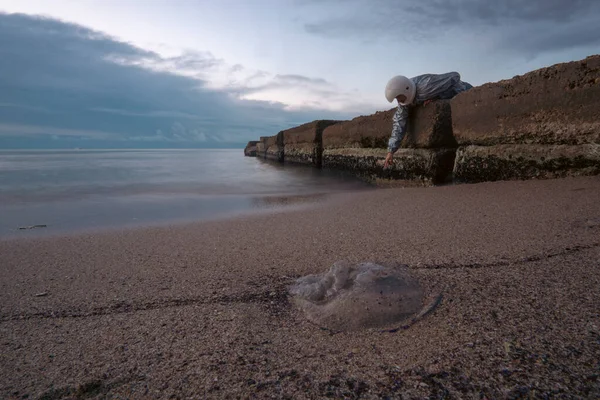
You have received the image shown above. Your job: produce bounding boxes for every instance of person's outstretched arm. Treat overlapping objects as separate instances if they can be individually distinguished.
[384,105,409,169]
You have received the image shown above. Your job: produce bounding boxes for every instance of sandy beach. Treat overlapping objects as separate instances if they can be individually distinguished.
[1,176,599,399]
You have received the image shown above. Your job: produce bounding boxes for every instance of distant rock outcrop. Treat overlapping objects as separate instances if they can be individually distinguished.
[244,141,259,157]
[254,136,268,159]
[245,54,600,185]
[263,132,284,163]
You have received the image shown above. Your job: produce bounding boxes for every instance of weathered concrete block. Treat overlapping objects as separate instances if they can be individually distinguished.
[322,102,455,151]
[404,100,456,148]
[452,55,600,146]
[454,144,600,182]
[244,141,258,157]
[322,110,395,149]
[319,104,456,183]
[265,132,284,163]
[255,137,268,159]
[322,148,457,184]
[283,120,340,166]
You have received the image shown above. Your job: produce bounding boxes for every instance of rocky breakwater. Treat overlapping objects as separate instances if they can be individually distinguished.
[321,102,458,185]
[452,55,600,182]
[282,120,340,166]
[264,132,284,163]
[244,141,259,157]
[254,137,268,159]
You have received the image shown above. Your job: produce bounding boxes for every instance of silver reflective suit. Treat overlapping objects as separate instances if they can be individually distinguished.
[388,72,473,153]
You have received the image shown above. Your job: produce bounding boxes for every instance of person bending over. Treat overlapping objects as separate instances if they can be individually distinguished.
[383,72,473,168]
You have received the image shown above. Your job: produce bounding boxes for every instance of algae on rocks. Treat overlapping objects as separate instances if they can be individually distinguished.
[322,148,457,185]
[454,144,600,182]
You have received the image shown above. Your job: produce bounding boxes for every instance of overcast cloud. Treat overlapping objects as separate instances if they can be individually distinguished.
[0,0,598,149]
[0,13,354,148]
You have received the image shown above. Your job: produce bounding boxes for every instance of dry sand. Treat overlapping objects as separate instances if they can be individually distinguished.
[1,176,599,399]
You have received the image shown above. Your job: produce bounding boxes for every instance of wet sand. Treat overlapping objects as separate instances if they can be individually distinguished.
[1,176,599,398]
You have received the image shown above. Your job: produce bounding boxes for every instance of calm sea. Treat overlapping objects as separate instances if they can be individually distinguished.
[0,149,371,237]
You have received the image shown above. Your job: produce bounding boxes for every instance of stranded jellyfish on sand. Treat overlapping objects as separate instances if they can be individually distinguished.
[289,261,432,332]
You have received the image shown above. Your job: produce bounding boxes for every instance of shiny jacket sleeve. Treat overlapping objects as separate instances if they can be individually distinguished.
[387,105,408,153]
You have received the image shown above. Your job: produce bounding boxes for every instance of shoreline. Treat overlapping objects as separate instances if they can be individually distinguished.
[1,176,599,398]
[0,190,363,241]
[0,149,374,240]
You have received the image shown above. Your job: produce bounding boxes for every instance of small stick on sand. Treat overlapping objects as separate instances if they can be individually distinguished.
[19,224,47,230]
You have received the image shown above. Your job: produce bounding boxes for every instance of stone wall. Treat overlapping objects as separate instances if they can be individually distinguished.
[404,100,456,148]
[282,120,339,166]
[255,137,268,159]
[322,147,457,185]
[322,110,395,150]
[244,141,258,157]
[264,132,284,163]
[452,54,600,182]
[245,54,600,185]
[454,144,600,182]
[320,100,457,184]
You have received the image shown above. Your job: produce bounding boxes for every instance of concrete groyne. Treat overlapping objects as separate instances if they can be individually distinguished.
[245,55,600,185]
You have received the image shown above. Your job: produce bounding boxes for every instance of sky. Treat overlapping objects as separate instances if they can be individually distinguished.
[0,0,599,149]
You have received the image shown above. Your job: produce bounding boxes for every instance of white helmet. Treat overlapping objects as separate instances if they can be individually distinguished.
[385,75,416,105]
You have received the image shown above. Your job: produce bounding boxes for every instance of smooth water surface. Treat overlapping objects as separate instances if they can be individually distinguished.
[0,149,371,237]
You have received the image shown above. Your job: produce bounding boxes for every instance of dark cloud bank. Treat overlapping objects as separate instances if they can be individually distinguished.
[304,0,600,55]
[0,13,352,149]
